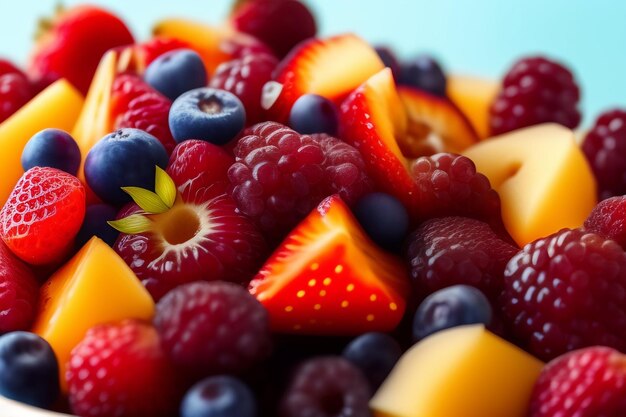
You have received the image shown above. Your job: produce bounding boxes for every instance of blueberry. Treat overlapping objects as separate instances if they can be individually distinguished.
[84,128,169,205]
[0,332,59,408]
[342,332,402,391]
[144,49,208,101]
[21,128,81,175]
[75,204,120,248]
[169,88,246,145]
[375,46,401,80]
[399,55,447,97]
[413,285,492,342]
[288,94,339,135]
[354,192,409,251]
[181,376,257,417]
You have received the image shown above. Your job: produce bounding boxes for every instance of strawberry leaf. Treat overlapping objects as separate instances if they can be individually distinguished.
[155,166,177,208]
[122,186,170,214]
[108,214,153,234]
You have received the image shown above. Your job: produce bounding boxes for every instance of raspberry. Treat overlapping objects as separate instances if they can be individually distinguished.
[154,281,272,379]
[67,320,182,417]
[490,56,581,136]
[228,122,371,240]
[0,241,38,333]
[111,74,177,153]
[584,196,626,249]
[139,36,190,67]
[529,347,626,417]
[280,357,370,417]
[501,228,626,360]
[0,73,32,123]
[411,153,505,234]
[406,217,517,301]
[582,109,626,199]
[209,53,278,125]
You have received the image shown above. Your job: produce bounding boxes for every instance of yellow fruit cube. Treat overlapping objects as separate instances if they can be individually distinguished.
[463,123,597,246]
[370,325,543,417]
[0,79,83,206]
[32,237,154,391]
[447,75,499,139]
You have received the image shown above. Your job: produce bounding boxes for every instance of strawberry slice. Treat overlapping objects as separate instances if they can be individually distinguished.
[249,195,410,335]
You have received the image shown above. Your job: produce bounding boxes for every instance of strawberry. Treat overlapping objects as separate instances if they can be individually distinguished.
[110,74,177,154]
[248,195,410,335]
[0,73,33,124]
[0,167,85,265]
[0,59,25,78]
[0,240,38,332]
[67,320,182,417]
[28,4,134,95]
[529,347,626,417]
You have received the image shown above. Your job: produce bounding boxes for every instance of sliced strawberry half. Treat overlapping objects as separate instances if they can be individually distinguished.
[264,33,384,123]
[249,195,410,335]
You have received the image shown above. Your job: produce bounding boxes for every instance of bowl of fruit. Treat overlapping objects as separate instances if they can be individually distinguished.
[1,1,626,417]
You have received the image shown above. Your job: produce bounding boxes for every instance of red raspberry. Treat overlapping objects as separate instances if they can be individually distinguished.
[584,196,626,249]
[0,73,33,123]
[231,0,317,58]
[411,153,505,235]
[111,74,177,153]
[228,122,371,240]
[0,167,85,265]
[529,347,626,417]
[67,320,182,417]
[280,357,370,417]
[154,281,272,379]
[209,53,278,125]
[582,109,626,199]
[0,240,38,332]
[502,228,626,360]
[490,56,581,136]
[139,36,190,67]
[406,217,517,301]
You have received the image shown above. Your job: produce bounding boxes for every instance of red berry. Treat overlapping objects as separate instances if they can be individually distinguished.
[502,228,626,360]
[411,153,505,235]
[0,73,33,123]
[210,53,278,125]
[0,167,85,265]
[584,196,626,249]
[67,320,182,417]
[228,122,371,240]
[0,59,24,78]
[0,240,38,332]
[154,281,272,379]
[490,56,581,136]
[406,217,517,301]
[111,74,177,154]
[582,109,626,200]
[140,36,190,67]
[232,0,317,58]
[529,347,626,417]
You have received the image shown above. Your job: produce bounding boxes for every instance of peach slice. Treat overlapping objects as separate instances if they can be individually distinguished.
[447,75,500,139]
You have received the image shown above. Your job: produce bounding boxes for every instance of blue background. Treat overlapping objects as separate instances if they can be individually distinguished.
[1,0,624,125]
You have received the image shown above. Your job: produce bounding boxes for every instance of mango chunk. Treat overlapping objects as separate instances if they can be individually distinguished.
[32,237,154,390]
[370,325,543,417]
[447,75,499,139]
[0,79,83,206]
[463,123,597,246]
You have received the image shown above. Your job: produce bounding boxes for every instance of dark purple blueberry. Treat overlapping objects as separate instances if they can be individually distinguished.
[375,46,400,80]
[280,356,370,417]
[399,55,447,97]
[75,204,120,248]
[144,49,208,101]
[354,192,409,251]
[413,285,492,342]
[169,88,246,145]
[21,128,81,175]
[181,376,257,417]
[84,128,169,205]
[0,332,59,408]
[288,94,339,135]
[342,332,402,391]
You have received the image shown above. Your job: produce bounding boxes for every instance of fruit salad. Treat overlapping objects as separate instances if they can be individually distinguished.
[1,1,625,417]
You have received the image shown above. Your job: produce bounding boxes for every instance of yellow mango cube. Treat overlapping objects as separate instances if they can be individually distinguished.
[463,123,597,246]
[447,75,499,140]
[32,237,154,390]
[0,79,83,206]
[370,325,543,417]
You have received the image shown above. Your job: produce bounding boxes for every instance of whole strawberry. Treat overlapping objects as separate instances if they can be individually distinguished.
[529,347,626,417]
[501,228,626,360]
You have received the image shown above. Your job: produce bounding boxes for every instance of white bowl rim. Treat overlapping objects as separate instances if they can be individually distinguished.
[0,395,74,416]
